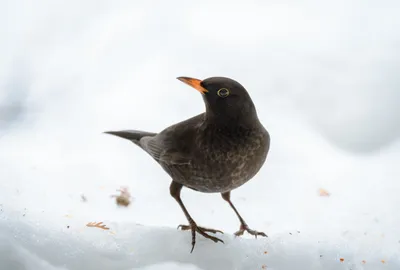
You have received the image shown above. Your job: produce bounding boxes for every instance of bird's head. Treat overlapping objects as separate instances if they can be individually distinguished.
[177,76,258,125]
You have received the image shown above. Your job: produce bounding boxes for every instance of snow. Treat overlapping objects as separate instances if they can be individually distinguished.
[1,211,398,270]
[1,0,400,269]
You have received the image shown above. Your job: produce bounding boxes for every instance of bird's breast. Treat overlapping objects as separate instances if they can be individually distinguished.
[179,129,269,193]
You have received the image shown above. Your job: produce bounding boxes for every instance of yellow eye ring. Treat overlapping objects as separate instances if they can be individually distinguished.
[217,88,230,98]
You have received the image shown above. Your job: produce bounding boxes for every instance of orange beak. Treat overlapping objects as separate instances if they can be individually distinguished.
[177,77,208,94]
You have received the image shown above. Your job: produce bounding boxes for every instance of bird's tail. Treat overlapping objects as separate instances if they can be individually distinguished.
[104,130,157,144]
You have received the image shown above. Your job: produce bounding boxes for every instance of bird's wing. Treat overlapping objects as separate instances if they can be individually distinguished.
[139,135,192,165]
[137,114,205,165]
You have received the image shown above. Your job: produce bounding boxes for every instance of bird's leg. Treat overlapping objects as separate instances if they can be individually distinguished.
[221,191,268,238]
[170,181,224,252]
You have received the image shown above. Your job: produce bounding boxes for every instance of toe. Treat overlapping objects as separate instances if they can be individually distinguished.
[177,224,191,230]
[203,227,224,234]
[208,235,224,243]
[196,227,224,244]
[248,229,268,238]
[234,230,245,237]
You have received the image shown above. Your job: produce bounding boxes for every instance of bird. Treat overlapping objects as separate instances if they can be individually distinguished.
[104,76,270,252]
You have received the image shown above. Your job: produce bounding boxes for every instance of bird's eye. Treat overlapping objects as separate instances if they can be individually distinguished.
[217,88,230,98]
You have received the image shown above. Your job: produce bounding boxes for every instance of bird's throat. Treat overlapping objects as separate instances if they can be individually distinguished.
[204,107,259,128]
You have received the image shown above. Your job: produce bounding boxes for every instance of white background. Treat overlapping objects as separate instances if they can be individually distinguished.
[1,0,399,269]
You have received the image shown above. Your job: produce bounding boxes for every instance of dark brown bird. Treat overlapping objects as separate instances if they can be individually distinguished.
[105,76,270,252]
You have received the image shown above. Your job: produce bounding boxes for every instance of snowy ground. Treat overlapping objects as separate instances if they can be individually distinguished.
[1,0,400,269]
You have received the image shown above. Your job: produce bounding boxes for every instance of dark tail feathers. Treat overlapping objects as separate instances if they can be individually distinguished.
[104,130,157,143]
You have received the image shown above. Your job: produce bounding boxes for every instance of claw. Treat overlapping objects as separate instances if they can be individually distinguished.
[177,223,224,252]
[234,224,268,238]
[178,224,224,234]
[177,224,188,230]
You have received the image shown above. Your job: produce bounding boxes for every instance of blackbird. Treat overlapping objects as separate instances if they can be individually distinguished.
[105,76,270,252]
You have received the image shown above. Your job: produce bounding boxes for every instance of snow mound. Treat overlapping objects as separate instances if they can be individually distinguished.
[1,208,399,270]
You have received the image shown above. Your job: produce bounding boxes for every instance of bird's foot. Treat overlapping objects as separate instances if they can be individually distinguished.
[234,224,268,238]
[177,224,224,234]
[177,223,224,252]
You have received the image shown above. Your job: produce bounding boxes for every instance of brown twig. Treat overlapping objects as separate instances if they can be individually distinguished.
[86,222,110,230]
